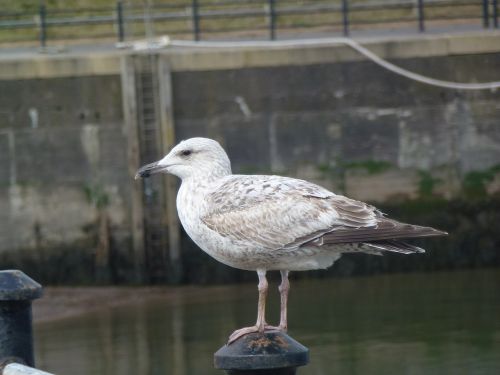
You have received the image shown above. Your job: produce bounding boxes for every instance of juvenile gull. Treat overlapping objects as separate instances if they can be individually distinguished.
[135,137,446,343]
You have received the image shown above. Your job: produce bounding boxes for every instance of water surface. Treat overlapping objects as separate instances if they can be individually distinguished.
[35,269,500,374]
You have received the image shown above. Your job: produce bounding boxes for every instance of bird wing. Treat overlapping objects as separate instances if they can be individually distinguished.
[308,218,445,247]
[201,175,383,251]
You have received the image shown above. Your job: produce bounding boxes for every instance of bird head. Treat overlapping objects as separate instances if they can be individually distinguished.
[135,137,232,181]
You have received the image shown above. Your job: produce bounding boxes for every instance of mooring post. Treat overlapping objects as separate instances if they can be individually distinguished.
[0,270,43,371]
[214,331,309,375]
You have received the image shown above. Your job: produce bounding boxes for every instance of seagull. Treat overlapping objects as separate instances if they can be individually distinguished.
[135,137,446,344]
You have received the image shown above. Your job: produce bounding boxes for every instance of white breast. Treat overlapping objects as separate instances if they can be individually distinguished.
[176,181,245,268]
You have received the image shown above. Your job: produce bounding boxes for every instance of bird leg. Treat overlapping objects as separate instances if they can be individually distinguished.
[256,269,268,331]
[265,270,290,332]
[228,269,274,344]
[278,270,290,331]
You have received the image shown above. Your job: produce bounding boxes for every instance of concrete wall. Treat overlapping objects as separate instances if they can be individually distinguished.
[0,74,129,255]
[0,31,500,270]
[173,52,500,201]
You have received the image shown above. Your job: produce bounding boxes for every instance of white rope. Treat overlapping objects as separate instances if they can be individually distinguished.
[167,37,500,91]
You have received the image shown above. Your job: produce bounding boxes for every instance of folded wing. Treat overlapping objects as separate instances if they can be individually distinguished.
[202,175,446,253]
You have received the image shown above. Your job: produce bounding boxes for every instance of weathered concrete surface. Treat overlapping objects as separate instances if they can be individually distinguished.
[0,74,129,255]
[172,52,500,200]
[0,31,499,278]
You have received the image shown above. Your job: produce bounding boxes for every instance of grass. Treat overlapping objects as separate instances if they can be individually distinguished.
[0,0,485,46]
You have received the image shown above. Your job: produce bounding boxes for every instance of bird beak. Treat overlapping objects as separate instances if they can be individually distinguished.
[135,161,167,179]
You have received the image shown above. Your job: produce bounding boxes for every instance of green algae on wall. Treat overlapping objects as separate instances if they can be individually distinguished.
[462,165,500,198]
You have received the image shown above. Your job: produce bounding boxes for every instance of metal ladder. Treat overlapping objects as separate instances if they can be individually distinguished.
[135,55,168,282]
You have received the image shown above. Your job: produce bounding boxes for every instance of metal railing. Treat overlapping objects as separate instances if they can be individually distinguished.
[0,0,498,47]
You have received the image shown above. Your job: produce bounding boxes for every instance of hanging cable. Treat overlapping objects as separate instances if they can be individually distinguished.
[167,37,500,91]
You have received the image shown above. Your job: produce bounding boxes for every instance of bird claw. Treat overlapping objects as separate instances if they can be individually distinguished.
[265,324,287,332]
[227,324,284,344]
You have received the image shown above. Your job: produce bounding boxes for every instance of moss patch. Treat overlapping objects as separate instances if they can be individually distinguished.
[83,184,109,209]
[462,165,500,198]
[343,160,393,175]
[418,170,442,198]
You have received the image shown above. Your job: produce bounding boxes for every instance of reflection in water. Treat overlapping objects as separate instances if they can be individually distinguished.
[134,302,149,375]
[172,291,185,375]
[35,269,500,375]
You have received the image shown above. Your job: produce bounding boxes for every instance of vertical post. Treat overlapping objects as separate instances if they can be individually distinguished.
[268,0,276,40]
[144,0,155,40]
[120,56,145,284]
[116,1,125,42]
[482,0,490,28]
[39,5,47,48]
[0,270,42,369]
[417,0,425,32]
[341,0,349,36]
[157,55,182,284]
[192,0,200,41]
[493,0,498,28]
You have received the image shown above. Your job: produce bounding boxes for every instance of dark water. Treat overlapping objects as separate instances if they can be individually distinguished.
[34,269,500,375]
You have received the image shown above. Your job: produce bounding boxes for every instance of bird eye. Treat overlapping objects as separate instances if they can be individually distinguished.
[181,150,192,157]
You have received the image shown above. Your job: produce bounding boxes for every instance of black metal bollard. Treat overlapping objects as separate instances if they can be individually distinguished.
[0,270,43,370]
[214,331,309,375]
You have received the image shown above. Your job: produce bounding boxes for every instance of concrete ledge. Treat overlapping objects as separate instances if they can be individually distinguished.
[166,31,500,72]
[0,53,122,80]
[0,30,499,79]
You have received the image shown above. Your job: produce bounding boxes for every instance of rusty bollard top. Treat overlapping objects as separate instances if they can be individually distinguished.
[0,270,43,301]
[214,331,309,371]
